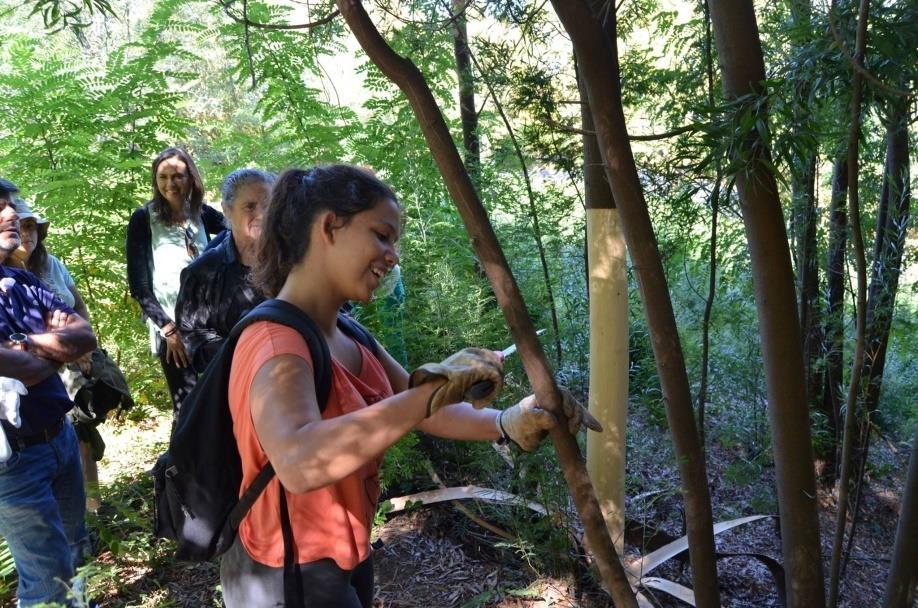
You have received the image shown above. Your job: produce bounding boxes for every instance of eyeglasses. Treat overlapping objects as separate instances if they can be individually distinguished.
[184,226,198,258]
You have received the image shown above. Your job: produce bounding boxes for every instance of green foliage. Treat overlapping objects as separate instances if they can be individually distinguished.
[0,0,914,601]
[0,24,194,409]
[25,0,114,33]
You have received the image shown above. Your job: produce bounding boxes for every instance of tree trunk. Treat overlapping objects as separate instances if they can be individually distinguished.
[822,156,848,474]
[706,2,825,607]
[697,0,723,453]
[579,65,628,556]
[840,97,911,579]
[794,156,822,414]
[882,432,918,608]
[859,98,910,428]
[334,2,637,605]
[551,2,721,606]
[788,0,822,418]
[450,0,480,180]
[829,0,871,604]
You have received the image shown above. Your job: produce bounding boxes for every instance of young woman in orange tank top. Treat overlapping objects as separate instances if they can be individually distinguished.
[221,165,597,607]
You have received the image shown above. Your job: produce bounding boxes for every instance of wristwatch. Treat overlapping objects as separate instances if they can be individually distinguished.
[8,332,28,351]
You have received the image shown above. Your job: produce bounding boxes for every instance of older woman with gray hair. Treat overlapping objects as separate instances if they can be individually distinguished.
[175,168,275,374]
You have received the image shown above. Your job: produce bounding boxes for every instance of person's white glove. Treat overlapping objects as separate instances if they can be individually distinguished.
[497,389,602,452]
[0,377,27,463]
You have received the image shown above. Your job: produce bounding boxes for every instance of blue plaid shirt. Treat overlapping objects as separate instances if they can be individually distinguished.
[0,266,75,437]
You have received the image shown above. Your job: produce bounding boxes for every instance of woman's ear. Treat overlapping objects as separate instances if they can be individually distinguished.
[318,210,341,245]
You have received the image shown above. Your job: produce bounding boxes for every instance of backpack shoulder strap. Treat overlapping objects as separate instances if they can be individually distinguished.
[231,299,333,411]
[227,299,332,530]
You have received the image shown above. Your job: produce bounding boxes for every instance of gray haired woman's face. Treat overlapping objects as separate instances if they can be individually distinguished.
[225,181,271,251]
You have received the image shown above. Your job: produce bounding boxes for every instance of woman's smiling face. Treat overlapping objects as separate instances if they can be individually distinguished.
[155,156,190,208]
[331,198,401,303]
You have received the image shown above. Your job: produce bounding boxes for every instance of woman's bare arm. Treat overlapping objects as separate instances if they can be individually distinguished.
[250,354,441,494]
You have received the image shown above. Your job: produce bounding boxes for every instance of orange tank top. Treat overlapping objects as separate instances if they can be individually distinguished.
[228,321,393,569]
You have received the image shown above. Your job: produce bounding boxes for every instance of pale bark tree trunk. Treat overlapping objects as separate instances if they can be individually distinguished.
[551,2,721,606]
[334,2,637,605]
[707,2,825,607]
[579,67,628,556]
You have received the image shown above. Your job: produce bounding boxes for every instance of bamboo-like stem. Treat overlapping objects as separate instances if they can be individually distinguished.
[828,0,870,605]
[334,2,637,605]
[468,50,564,369]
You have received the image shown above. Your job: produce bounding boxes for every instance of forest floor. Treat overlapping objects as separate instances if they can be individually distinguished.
[42,409,915,607]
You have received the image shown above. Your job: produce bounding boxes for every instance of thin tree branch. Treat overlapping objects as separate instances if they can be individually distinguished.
[629,124,702,141]
[219,0,340,30]
[242,0,256,89]
[376,0,473,31]
[825,2,913,99]
[545,117,703,141]
[467,46,565,368]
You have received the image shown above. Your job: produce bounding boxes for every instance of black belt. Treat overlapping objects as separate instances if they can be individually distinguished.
[9,418,65,452]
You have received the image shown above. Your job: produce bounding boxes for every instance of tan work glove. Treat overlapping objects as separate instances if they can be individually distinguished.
[409,348,504,415]
[497,389,603,452]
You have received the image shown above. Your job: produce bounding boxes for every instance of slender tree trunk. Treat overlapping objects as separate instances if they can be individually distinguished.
[787,1,822,414]
[579,64,628,556]
[551,2,721,606]
[697,180,720,454]
[822,156,848,474]
[707,2,825,607]
[471,55,564,367]
[451,0,479,180]
[841,97,911,578]
[794,157,823,413]
[334,3,637,605]
[828,0,871,604]
[697,0,722,453]
[882,432,918,608]
[858,98,910,435]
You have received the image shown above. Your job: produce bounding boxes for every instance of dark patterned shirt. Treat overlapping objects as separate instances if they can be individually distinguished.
[0,266,75,437]
[175,234,263,374]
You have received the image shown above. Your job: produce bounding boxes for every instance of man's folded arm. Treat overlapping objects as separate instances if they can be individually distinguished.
[26,314,97,364]
[0,348,61,387]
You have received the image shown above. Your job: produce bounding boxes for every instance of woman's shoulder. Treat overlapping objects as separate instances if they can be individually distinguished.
[130,202,152,218]
[234,321,315,377]
[201,204,225,232]
[45,253,71,276]
[127,203,153,230]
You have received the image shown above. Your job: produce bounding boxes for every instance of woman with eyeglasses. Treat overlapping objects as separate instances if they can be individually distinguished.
[126,147,224,415]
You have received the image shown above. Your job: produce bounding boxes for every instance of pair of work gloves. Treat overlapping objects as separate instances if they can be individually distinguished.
[409,347,602,452]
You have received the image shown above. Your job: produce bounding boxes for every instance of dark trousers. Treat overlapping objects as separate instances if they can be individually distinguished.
[220,534,374,608]
[156,334,198,416]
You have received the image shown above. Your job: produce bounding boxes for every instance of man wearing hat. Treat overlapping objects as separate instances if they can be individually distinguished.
[0,177,97,606]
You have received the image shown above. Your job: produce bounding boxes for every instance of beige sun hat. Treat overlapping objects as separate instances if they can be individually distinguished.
[14,198,49,240]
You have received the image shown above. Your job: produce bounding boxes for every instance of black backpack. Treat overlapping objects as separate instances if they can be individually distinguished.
[151,299,377,567]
